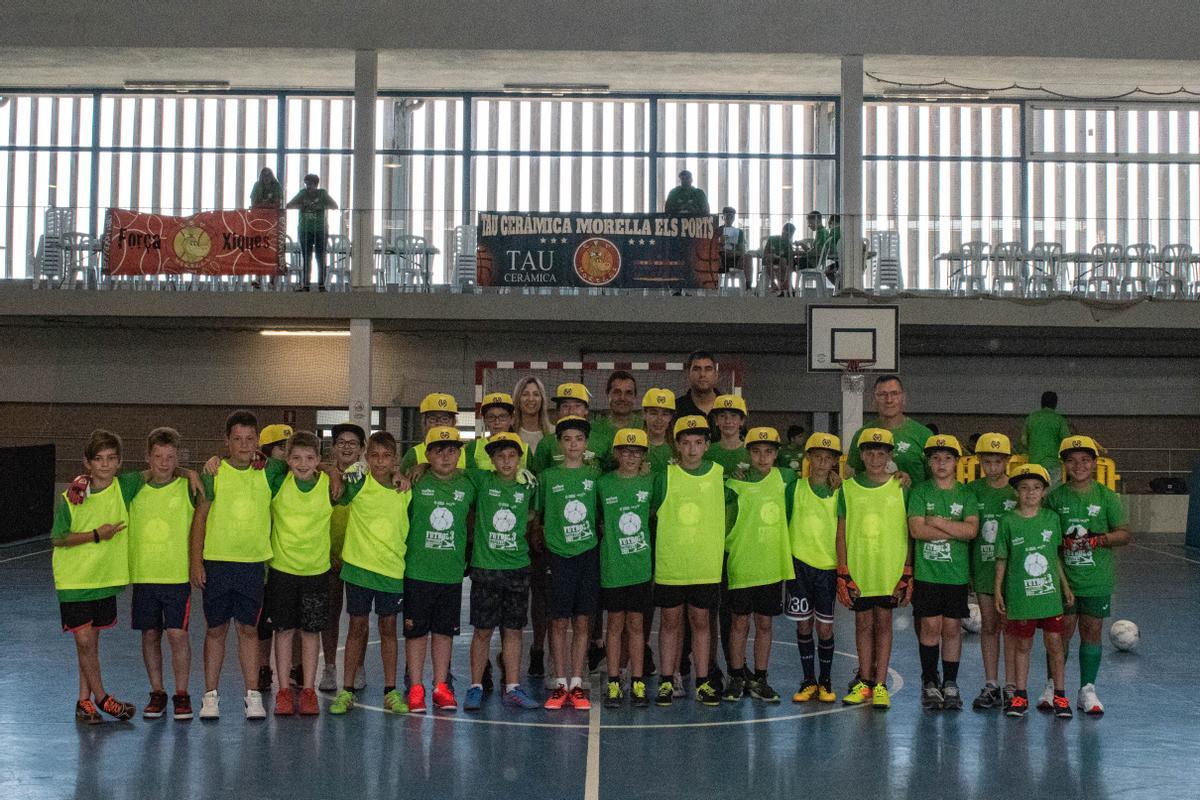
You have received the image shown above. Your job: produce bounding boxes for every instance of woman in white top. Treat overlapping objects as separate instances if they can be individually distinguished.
[513,375,553,451]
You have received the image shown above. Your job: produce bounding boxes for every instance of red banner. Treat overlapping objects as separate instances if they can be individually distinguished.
[104,208,284,276]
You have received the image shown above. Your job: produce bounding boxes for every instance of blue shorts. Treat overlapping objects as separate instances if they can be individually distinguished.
[202,560,265,627]
[546,546,600,620]
[785,559,837,624]
[345,581,403,618]
[131,583,192,631]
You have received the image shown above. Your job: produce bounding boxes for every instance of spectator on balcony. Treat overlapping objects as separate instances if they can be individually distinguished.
[823,214,842,285]
[718,207,748,275]
[1020,391,1072,486]
[250,168,284,210]
[664,170,709,216]
[287,174,338,292]
[761,222,796,293]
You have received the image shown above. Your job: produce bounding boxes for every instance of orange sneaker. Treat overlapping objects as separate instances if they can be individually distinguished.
[569,686,591,710]
[298,687,320,715]
[99,694,135,721]
[432,682,458,711]
[543,684,569,710]
[408,684,427,714]
[274,687,295,716]
[75,699,102,724]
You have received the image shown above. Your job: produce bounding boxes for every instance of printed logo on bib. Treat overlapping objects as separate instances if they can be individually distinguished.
[143,517,171,544]
[676,501,701,527]
[489,507,519,551]
[1063,523,1094,566]
[758,501,782,525]
[230,497,254,521]
[426,507,456,550]
[981,519,999,544]
[922,540,952,562]
[1022,551,1055,596]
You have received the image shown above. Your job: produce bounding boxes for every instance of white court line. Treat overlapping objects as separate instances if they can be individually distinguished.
[1131,542,1200,566]
[0,547,51,563]
[584,678,602,800]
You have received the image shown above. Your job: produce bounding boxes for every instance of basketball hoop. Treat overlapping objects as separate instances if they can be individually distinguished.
[842,359,876,373]
[839,359,875,395]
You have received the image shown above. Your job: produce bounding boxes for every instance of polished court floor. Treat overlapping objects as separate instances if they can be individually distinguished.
[2,533,1196,800]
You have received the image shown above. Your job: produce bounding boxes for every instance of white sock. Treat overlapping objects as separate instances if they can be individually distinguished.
[470,683,483,690]
[569,676,582,690]
[556,676,568,688]
[506,683,519,692]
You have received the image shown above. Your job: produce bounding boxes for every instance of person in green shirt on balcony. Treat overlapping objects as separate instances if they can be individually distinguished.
[286,173,338,292]
[664,169,709,216]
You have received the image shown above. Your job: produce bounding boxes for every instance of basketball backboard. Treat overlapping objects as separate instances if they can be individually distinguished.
[806,305,898,372]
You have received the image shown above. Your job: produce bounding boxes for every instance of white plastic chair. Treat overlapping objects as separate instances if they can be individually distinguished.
[1027,242,1064,295]
[326,234,352,290]
[1077,243,1124,298]
[1156,244,1191,298]
[1121,243,1156,297]
[990,241,1026,296]
[451,225,477,292]
[950,241,989,295]
[868,231,902,295]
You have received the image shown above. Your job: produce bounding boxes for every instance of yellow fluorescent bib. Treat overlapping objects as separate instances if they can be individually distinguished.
[341,474,411,580]
[789,479,839,570]
[129,477,192,584]
[655,464,725,585]
[53,482,130,591]
[204,461,273,563]
[842,478,909,597]
[270,472,333,576]
[725,470,795,589]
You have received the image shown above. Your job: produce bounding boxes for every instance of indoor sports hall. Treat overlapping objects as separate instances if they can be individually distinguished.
[2,4,1200,799]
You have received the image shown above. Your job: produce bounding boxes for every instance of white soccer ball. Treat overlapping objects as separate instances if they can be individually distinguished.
[1109,619,1139,652]
[961,602,981,634]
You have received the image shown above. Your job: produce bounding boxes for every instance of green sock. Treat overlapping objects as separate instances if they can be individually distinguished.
[1079,641,1102,686]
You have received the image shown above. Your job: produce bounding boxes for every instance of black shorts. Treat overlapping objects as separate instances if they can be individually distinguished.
[202,560,265,628]
[785,560,837,624]
[654,582,720,611]
[264,569,328,633]
[470,567,531,631]
[345,581,403,618]
[851,594,899,613]
[601,580,654,613]
[911,580,970,619]
[60,594,118,633]
[725,581,784,617]
[131,583,192,631]
[403,578,462,638]
[547,547,600,620]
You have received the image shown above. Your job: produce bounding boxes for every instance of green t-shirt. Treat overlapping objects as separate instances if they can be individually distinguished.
[288,187,337,232]
[1022,407,1071,468]
[537,464,601,557]
[597,471,657,588]
[906,479,976,585]
[705,442,750,476]
[847,417,936,483]
[50,474,143,602]
[664,185,709,216]
[1046,481,1126,597]
[777,445,806,473]
[530,431,613,475]
[995,509,1064,620]
[468,470,533,571]
[647,442,674,473]
[968,478,1018,594]
[403,471,476,584]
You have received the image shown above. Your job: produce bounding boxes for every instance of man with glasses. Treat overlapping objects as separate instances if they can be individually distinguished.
[847,375,936,486]
[320,422,367,692]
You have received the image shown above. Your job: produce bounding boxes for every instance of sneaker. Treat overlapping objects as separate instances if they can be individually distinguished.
[432,682,457,711]
[631,680,648,708]
[99,694,135,721]
[144,690,168,719]
[199,690,220,720]
[872,684,890,710]
[723,673,746,702]
[709,668,725,696]
[1077,683,1104,716]
[656,680,674,707]
[792,681,819,703]
[1002,684,1016,708]
[172,693,192,721]
[942,681,962,711]
[643,647,656,677]
[273,688,295,716]
[502,686,540,710]
[973,684,1002,710]
[75,699,102,725]
[407,684,427,714]
[481,661,494,696]
[1053,694,1074,719]
[464,686,483,712]
[329,689,355,715]
[817,682,837,703]
[843,680,872,706]
[1037,680,1055,711]
[588,645,606,674]
[353,670,366,691]
[604,680,623,709]
[298,687,320,715]
[544,684,570,710]
[528,648,545,678]
[383,689,409,714]
[319,665,337,693]
[257,666,273,694]
[695,681,720,707]
[245,689,267,719]
[922,681,944,710]
[749,674,780,703]
[1005,694,1029,718]
[570,686,591,710]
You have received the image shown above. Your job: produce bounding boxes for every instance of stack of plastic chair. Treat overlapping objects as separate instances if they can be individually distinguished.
[452,225,477,292]
[326,234,352,290]
[868,231,902,295]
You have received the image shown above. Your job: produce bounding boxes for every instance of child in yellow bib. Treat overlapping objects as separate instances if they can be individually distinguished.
[320,421,366,694]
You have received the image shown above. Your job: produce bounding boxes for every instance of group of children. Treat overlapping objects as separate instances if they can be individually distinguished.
[51,379,1128,724]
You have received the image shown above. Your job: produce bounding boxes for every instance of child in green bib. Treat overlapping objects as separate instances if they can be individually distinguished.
[51,429,137,724]
[995,464,1073,719]
[907,435,978,711]
[721,427,795,705]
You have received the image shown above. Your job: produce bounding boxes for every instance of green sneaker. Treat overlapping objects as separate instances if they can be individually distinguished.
[631,680,648,708]
[383,689,409,714]
[695,680,720,707]
[604,680,623,709]
[749,674,780,703]
[656,679,674,707]
[328,690,355,715]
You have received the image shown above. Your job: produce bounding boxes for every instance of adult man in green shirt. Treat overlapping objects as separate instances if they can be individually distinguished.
[848,374,936,486]
[761,222,796,293]
[1020,392,1072,485]
[286,173,338,292]
[589,371,642,460]
[664,169,709,216]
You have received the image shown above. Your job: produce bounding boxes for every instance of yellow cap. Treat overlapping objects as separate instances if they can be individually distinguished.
[673,415,710,439]
[554,383,591,405]
[711,394,748,416]
[1009,463,1051,487]
[924,434,963,457]
[641,388,676,411]
[745,427,781,446]
[804,432,843,454]
[420,393,459,415]
[480,392,515,412]
[857,427,894,450]
[555,415,592,436]
[1059,435,1099,458]
[613,428,649,449]
[423,426,462,447]
[483,431,523,455]
[974,432,1012,456]
[259,423,294,448]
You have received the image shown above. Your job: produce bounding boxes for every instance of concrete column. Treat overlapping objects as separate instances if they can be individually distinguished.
[351,49,378,290]
[349,318,373,431]
[840,55,865,291]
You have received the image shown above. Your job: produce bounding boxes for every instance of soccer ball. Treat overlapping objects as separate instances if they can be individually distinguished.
[1109,619,1139,652]
[961,602,981,634]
